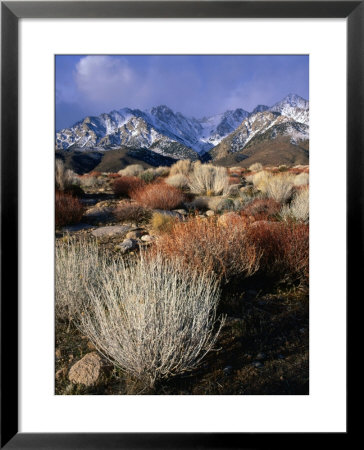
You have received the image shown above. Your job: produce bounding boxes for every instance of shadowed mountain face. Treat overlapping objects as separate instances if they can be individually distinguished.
[56,94,309,170]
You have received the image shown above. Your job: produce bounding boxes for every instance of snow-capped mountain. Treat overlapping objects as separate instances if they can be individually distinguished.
[269,93,309,125]
[209,109,309,162]
[55,94,309,162]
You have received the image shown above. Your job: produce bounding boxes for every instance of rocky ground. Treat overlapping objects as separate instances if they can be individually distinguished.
[55,171,309,395]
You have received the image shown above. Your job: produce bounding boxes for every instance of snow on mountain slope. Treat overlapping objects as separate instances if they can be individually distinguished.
[55,94,309,159]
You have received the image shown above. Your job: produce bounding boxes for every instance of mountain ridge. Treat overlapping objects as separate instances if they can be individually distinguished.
[56,94,308,158]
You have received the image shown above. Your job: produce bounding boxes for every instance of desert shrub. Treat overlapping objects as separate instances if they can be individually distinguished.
[246,221,309,285]
[246,170,271,190]
[151,212,178,233]
[169,159,192,176]
[165,173,189,189]
[80,175,104,189]
[114,202,152,225]
[242,198,281,220]
[154,166,170,177]
[248,162,263,172]
[294,172,309,186]
[113,176,146,197]
[55,159,80,191]
[278,165,288,172]
[139,169,157,184]
[73,250,224,388]
[118,164,144,177]
[188,164,229,196]
[265,174,294,203]
[154,216,261,282]
[281,188,309,223]
[188,196,223,212]
[55,237,106,321]
[55,191,84,228]
[131,183,184,210]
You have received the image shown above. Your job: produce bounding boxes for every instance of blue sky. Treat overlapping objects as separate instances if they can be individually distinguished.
[56,55,309,130]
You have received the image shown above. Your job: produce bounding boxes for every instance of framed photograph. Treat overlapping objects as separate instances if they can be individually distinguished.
[1,1,357,447]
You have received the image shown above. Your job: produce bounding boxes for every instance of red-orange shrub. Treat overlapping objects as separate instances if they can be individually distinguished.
[113,176,146,197]
[154,216,261,282]
[242,198,281,220]
[246,221,309,285]
[108,173,121,179]
[55,190,84,228]
[131,183,185,210]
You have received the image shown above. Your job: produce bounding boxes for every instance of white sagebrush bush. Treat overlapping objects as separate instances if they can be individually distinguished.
[248,162,263,172]
[294,172,309,186]
[55,238,108,322]
[188,164,228,195]
[281,188,309,223]
[154,166,170,177]
[265,174,294,203]
[75,251,224,387]
[55,159,80,190]
[169,159,192,176]
[118,164,144,177]
[165,173,189,189]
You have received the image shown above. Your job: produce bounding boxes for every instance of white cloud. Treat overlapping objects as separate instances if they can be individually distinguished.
[75,56,135,105]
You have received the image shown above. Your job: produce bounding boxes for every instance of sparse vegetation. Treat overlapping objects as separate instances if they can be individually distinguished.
[55,162,309,396]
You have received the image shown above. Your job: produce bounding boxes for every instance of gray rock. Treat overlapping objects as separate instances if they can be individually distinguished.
[125,229,146,239]
[62,223,93,233]
[205,210,215,217]
[256,352,266,361]
[91,225,132,238]
[117,238,138,253]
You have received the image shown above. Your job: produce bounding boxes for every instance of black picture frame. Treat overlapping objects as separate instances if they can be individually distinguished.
[1,1,358,448]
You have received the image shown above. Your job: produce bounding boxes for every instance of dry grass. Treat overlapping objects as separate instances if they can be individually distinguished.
[294,172,309,186]
[154,216,261,282]
[72,250,224,388]
[113,176,146,197]
[55,191,84,228]
[131,183,185,210]
[55,238,106,321]
[151,212,178,233]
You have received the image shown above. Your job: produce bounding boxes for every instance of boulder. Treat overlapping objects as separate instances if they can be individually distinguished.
[68,352,104,386]
[125,229,146,239]
[205,210,215,217]
[91,225,132,238]
[116,238,138,253]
